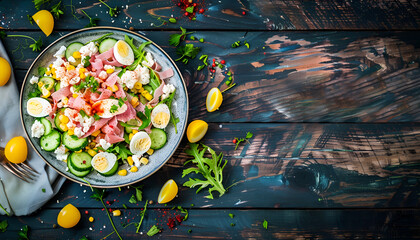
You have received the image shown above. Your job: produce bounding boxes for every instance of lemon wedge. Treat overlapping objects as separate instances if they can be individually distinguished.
[187,120,208,143]
[158,179,178,204]
[206,87,223,112]
[32,10,54,36]
[0,57,11,86]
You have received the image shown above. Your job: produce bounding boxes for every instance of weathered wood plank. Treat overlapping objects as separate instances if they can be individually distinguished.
[7,30,420,122]
[34,123,420,209]
[1,209,420,239]
[1,0,420,30]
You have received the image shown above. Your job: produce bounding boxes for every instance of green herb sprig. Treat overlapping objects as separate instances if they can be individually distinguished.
[136,201,148,233]
[169,27,194,47]
[99,0,118,17]
[0,220,7,232]
[263,219,268,229]
[81,10,99,28]
[18,225,29,240]
[234,132,253,150]
[51,1,64,19]
[33,0,51,10]
[175,43,201,63]
[0,31,43,52]
[147,225,161,236]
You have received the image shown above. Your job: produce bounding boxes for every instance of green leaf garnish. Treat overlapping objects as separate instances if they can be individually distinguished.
[32,0,51,10]
[229,213,234,218]
[0,220,8,232]
[136,201,148,233]
[18,225,29,240]
[169,18,177,23]
[175,43,201,62]
[169,27,193,47]
[124,35,151,59]
[82,10,99,28]
[263,219,268,229]
[234,131,253,150]
[147,225,161,236]
[99,0,118,17]
[185,6,194,13]
[51,1,64,19]
[129,194,137,204]
[27,15,34,25]
[83,56,91,67]
[38,67,47,76]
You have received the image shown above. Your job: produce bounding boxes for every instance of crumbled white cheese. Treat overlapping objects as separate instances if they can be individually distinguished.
[141,52,154,68]
[82,116,94,133]
[121,70,138,89]
[31,120,45,138]
[161,84,175,100]
[68,56,76,63]
[54,145,69,161]
[104,65,115,71]
[52,57,66,69]
[98,71,108,80]
[74,127,83,138]
[29,76,39,84]
[134,65,150,85]
[132,155,141,167]
[55,66,66,79]
[99,139,111,150]
[69,76,81,85]
[53,46,67,59]
[79,42,98,57]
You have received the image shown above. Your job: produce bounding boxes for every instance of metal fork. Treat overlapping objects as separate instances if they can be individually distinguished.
[0,147,39,183]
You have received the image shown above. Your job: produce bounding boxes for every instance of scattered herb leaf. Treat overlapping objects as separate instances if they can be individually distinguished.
[18,225,29,240]
[33,0,51,10]
[185,6,194,13]
[27,15,34,25]
[175,43,201,62]
[169,18,177,23]
[229,213,234,218]
[129,194,137,204]
[122,204,127,209]
[0,220,7,232]
[136,201,148,233]
[81,10,99,28]
[38,67,47,76]
[147,225,161,236]
[263,219,268,229]
[42,188,46,193]
[234,131,253,150]
[169,27,193,47]
[230,223,235,227]
[51,1,64,19]
[99,0,118,17]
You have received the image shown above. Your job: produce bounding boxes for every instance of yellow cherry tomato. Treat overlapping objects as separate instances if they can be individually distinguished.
[4,136,27,164]
[158,179,178,204]
[187,120,208,143]
[206,87,223,112]
[32,10,54,37]
[0,57,11,86]
[57,204,81,228]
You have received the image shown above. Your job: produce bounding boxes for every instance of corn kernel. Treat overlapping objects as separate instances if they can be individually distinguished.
[106,68,114,74]
[140,157,149,165]
[141,90,148,96]
[52,74,57,80]
[145,93,153,101]
[130,166,138,172]
[62,97,69,105]
[134,82,143,89]
[147,149,154,155]
[45,70,51,75]
[38,82,44,88]
[130,97,138,106]
[79,68,86,73]
[72,93,78,99]
[107,86,112,91]
[89,142,96,148]
[59,123,68,132]
[129,133,134,141]
[88,149,97,157]
[66,65,75,71]
[59,115,70,124]
[73,51,81,59]
[132,102,139,108]
[49,64,53,68]
[80,73,86,79]
[118,169,127,176]
[127,156,134,165]
[89,217,94,222]
[85,146,90,150]
[112,210,121,216]
[91,130,101,137]
[51,68,56,74]
[41,88,51,98]
[111,84,119,92]
[68,128,74,136]
[132,130,138,135]
[75,150,83,153]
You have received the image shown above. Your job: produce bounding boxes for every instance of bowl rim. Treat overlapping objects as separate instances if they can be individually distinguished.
[19,26,189,188]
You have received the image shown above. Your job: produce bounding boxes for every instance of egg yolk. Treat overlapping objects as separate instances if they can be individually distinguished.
[153,112,170,126]
[27,100,43,115]
[116,41,129,57]
[134,138,151,151]
[57,204,81,228]
[94,156,108,172]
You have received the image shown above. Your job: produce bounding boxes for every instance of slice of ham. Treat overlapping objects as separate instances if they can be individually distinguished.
[114,83,126,98]
[51,86,71,103]
[68,95,86,110]
[90,88,113,102]
[81,118,110,138]
[91,58,104,71]
[103,117,125,144]
[105,133,125,144]
[117,101,137,122]
[152,62,162,72]
[96,48,124,67]
[135,102,146,113]
[143,123,152,134]
[49,102,57,119]
[148,81,165,106]
[104,72,119,87]
[158,68,173,79]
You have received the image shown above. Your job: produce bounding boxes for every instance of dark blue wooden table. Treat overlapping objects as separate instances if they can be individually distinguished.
[1,0,420,239]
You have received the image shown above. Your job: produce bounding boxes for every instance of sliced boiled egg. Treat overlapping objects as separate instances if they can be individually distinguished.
[114,40,134,66]
[91,152,117,174]
[130,131,151,156]
[151,104,170,129]
[92,99,127,118]
[26,97,52,117]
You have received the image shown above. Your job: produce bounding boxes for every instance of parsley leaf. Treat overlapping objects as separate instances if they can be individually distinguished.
[33,0,51,10]
[27,15,34,25]
[107,143,132,160]
[83,56,91,67]
[169,27,193,47]
[175,44,201,62]
[28,88,42,99]
[99,0,118,17]
[229,213,234,218]
[129,194,137,204]
[185,6,194,13]
[147,225,161,236]
[234,131,253,150]
[18,225,29,240]
[183,143,228,199]
[94,113,100,121]
[263,219,268,229]
[110,104,119,113]
[29,37,43,52]
[51,1,64,19]
[79,109,87,118]
[82,10,99,28]
[38,67,47,76]
[118,98,125,107]
[137,106,152,130]
[0,220,7,232]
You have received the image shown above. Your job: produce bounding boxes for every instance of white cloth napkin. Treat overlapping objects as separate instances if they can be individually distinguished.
[0,40,65,216]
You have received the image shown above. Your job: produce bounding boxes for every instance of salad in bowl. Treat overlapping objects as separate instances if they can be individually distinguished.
[21,29,186,185]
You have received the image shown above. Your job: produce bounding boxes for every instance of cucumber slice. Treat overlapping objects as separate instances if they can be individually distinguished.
[124,119,141,134]
[65,42,84,66]
[99,160,119,177]
[143,85,154,95]
[62,132,88,151]
[54,82,61,92]
[38,77,55,91]
[99,38,117,53]
[40,117,52,135]
[67,157,91,178]
[40,130,61,152]
[69,152,92,171]
[149,128,167,150]
[54,109,65,132]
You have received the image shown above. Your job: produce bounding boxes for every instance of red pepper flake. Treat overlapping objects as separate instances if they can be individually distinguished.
[85,210,89,214]
[106,201,110,205]
[83,160,86,164]
[199,8,205,14]
[212,63,216,67]
[221,60,226,64]
[184,12,189,16]
[242,11,246,15]
[233,139,237,144]
[167,217,176,230]
[175,215,184,223]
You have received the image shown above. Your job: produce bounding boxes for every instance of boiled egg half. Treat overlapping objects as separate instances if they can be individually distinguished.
[26,97,52,117]
[114,40,134,66]
[151,104,170,129]
[92,99,127,118]
[130,131,151,156]
[91,152,117,174]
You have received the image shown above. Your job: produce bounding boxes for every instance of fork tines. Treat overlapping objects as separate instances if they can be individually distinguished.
[2,162,39,183]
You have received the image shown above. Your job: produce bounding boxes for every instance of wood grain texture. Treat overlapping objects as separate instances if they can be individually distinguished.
[1,209,420,239]
[6,30,420,122]
[0,0,420,30]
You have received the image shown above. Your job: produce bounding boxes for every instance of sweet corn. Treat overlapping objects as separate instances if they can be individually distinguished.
[118,169,127,176]
[72,93,78,99]
[73,51,81,59]
[38,82,44,88]
[45,69,51,75]
[106,68,114,74]
[107,86,112,92]
[80,73,86,79]
[79,68,86,73]
[89,217,94,222]
[144,93,153,101]
[134,82,143,89]
[41,88,51,98]
[88,149,97,157]
[132,102,139,108]
[51,68,56,74]
[59,115,70,124]
[132,130,138,135]
[52,74,57,79]
[127,156,134,165]
[129,133,134,141]
[146,149,154,155]
[59,123,68,132]
[49,64,53,68]
[112,210,121,216]
[68,128,74,136]
[89,142,97,148]
[62,97,69,105]
[91,130,101,137]
[111,84,119,92]
[75,150,83,153]
[66,65,75,71]
[130,97,139,106]
[130,166,138,172]
[140,157,149,165]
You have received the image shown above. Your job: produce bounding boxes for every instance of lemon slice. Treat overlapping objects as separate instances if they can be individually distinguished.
[158,179,178,204]
[206,87,223,112]
[32,10,54,36]
[187,120,208,143]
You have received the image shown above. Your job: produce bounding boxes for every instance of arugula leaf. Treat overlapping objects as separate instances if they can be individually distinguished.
[129,194,137,204]
[183,143,228,199]
[0,220,7,232]
[27,15,34,25]
[137,106,152,130]
[175,44,201,62]
[28,88,42,99]
[185,6,194,13]
[82,10,99,28]
[162,90,179,133]
[90,188,105,201]
[51,1,64,19]
[18,225,29,240]
[263,219,268,229]
[99,0,118,17]
[94,113,100,121]
[38,67,47,76]
[169,27,193,47]
[83,56,91,67]
[124,35,151,59]
[33,0,51,10]
[147,225,161,236]
[135,188,143,201]
[107,143,132,160]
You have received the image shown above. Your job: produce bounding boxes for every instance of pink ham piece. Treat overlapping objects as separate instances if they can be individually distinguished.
[51,86,71,103]
[158,68,174,79]
[105,133,125,144]
[68,95,86,110]
[104,72,119,87]
[96,48,124,67]
[143,123,152,134]
[91,58,104,71]
[114,83,126,98]
[49,102,57,119]
[90,88,113,102]
[81,118,110,138]
[148,81,165,106]
[117,101,137,122]
[152,62,162,72]
[135,102,146,113]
